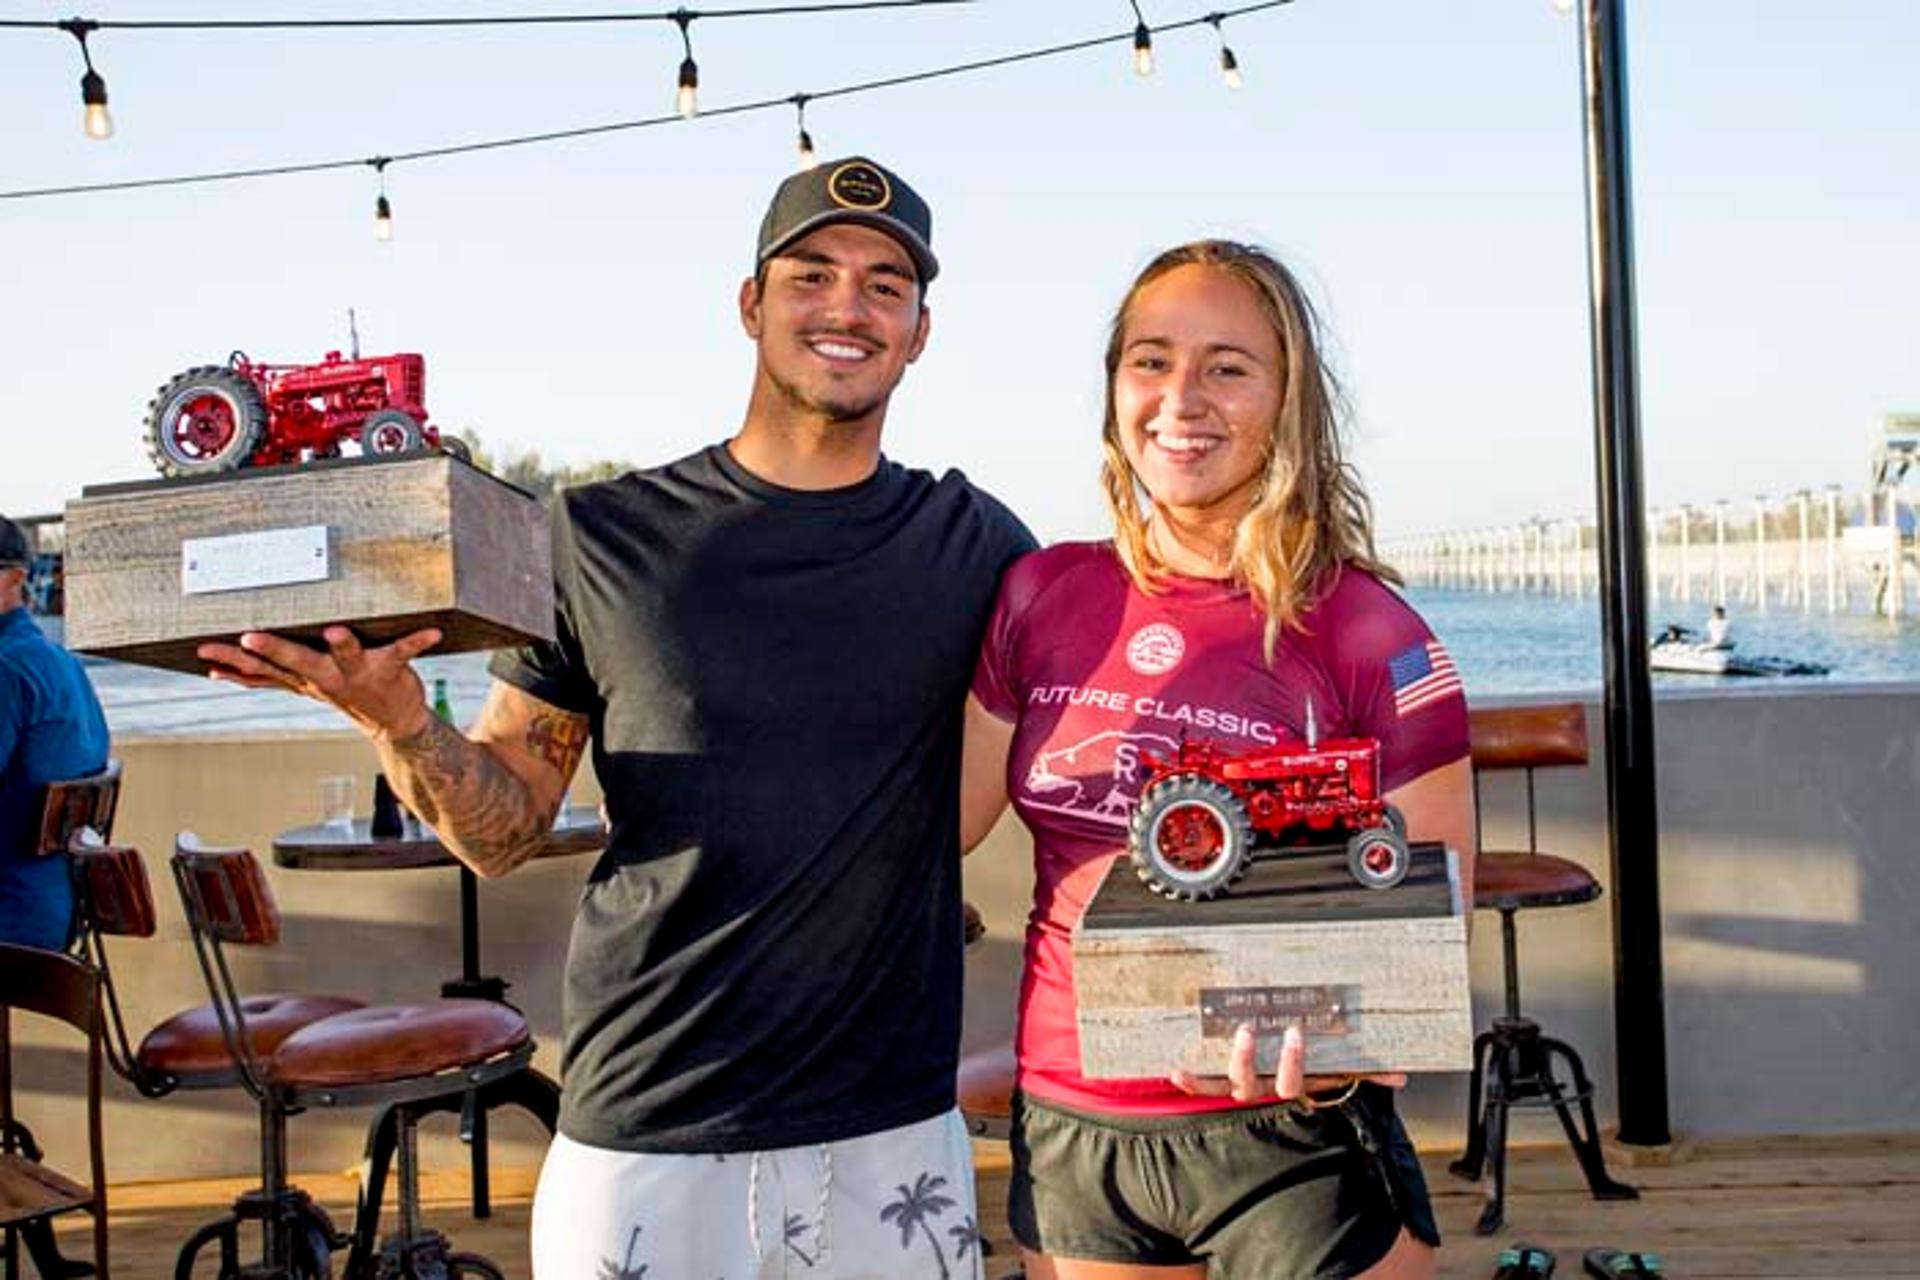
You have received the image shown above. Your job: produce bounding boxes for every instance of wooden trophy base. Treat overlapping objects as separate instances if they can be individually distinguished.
[1073,841,1473,1079]
[63,453,552,674]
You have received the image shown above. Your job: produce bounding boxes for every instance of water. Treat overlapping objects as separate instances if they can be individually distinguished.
[1407,588,1920,696]
[67,591,1920,737]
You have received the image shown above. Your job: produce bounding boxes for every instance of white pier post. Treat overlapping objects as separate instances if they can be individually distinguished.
[1678,504,1692,604]
[1797,490,1812,612]
[1648,507,1662,602]
[1753,495,1769,615]
[1713,499,1729,607]
[1826,485,1844,613]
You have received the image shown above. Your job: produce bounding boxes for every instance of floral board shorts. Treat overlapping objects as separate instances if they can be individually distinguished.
[531,1108,984,1279]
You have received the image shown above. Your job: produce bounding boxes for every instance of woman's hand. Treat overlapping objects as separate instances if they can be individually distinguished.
[1170,1024,1406,1105]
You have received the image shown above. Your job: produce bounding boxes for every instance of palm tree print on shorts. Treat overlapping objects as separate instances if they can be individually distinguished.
[783,1211,818,1267]
[879,1171,959,1279]
[948,1214,986,1269]
[597,1225,647,1280]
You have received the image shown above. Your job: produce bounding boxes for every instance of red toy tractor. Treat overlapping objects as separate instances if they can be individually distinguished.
[1128,732,1410,900]
[143,350,467,478]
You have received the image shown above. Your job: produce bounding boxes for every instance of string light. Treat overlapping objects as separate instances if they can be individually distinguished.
[792,93,816,168]
[1,1,1296,207]
[1130,2,1155,77]
[673,10,699,119]
[1207,12,1242,89]
[2,2,974,33]
[371,158,393,241]
[59,19,113,140]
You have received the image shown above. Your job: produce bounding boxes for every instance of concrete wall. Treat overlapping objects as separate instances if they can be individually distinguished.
[10,685,1920,1184]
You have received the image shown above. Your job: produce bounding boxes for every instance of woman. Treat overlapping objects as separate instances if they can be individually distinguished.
[962,241,1475,1279]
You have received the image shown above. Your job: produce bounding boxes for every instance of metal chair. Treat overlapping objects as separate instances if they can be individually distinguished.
[1449,703,1637,1235]
[168,834,533,1280]
[0,944,109,1280]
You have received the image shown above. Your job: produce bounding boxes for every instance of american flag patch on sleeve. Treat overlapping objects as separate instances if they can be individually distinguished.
[1388,640,1463,717]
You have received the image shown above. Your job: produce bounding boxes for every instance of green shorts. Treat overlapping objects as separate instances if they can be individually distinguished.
[1009,1085,1440,1277]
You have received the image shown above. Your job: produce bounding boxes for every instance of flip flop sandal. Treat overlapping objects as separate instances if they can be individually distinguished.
[1584,1247,1664,1278]
[1494,1243,1557,1279]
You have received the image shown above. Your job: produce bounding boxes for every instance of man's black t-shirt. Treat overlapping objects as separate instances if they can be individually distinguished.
[490,444,1034,1153]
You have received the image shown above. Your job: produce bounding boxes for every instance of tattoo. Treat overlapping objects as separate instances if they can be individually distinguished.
[526,711,589,777]
[383,714,548,877]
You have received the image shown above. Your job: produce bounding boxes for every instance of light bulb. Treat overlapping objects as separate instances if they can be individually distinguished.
[677,58,699,119]
[798,128,816,169]
[1132,23,1154,77]
[374,194,393,242]
[80,69,112,140]
[1220,46,1242,90]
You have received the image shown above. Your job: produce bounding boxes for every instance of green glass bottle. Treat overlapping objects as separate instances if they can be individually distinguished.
[431,676,454,726]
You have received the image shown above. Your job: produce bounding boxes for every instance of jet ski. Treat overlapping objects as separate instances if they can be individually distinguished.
[1649,625,1829,677]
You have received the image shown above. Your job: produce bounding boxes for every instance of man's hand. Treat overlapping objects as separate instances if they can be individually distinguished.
[1170,1025,1406,1105]
[198,626,443,740]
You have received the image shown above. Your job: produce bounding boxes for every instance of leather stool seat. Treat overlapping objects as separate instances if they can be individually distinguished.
[268,1000,531,1089]
[137,994,366,1083]
[1475,851,1602,911]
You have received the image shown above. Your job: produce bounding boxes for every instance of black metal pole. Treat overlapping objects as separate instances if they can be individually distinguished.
[1576,0,1671,1146]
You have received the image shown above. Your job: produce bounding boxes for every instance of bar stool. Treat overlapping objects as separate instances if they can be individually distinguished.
[66,831,365,1101]
[1,945,109,1280]
[169,834,533,1280]
[1450,704,1636,1235]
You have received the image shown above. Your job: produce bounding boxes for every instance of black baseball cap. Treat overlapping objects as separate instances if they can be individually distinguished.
[0,516,29,568]
[756,156,938,286]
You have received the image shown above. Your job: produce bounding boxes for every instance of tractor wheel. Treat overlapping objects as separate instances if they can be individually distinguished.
[1129,775,1254,900]
[1346,826,1410,891]
[145,366,267,478]
[1383,804,1407,837]
[361,409,425,456]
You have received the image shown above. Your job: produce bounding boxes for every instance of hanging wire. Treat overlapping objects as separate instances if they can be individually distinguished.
[673,9,700,119]
[0,1,1295,202]
[792,93,817,169]
[1128,0,1154,76]
[1206,12,1242,89]
[58,19,114,139]
[371,158,393,241]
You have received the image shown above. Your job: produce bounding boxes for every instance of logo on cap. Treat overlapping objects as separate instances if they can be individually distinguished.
[827,162,892,212]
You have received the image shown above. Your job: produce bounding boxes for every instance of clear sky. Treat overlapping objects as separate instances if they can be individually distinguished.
[1,1,1914,544]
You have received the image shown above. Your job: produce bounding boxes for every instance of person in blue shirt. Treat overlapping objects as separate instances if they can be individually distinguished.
[2,515,110,1279]
[0,514,110,952]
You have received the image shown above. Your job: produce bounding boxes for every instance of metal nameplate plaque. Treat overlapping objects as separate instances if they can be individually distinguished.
[181,525,331,596]
[1198,985,1356,1038]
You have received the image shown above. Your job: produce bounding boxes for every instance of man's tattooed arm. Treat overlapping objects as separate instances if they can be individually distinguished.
[376,681,591,879]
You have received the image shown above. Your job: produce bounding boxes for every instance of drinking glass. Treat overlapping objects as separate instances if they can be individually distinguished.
[320,775,356,832]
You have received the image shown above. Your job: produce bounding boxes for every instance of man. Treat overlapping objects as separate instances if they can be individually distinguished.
[202,157,1033,1278]
[1,515,110,952]
[1,514,110,1280]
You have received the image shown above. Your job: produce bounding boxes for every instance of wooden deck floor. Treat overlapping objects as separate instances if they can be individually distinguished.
[40,1133,1920,1278]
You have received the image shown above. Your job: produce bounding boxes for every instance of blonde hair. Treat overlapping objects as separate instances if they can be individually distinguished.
[1099,240,1398,652]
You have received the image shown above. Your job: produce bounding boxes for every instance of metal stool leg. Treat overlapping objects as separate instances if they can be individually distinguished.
[1449,1027,1497,1182]
[1540,1035,1638,1201]
[1473,1039,1515,1236]
[173,1214,239,1280]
